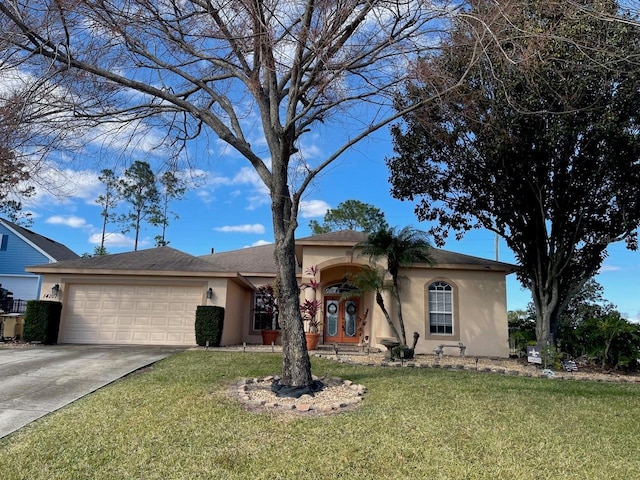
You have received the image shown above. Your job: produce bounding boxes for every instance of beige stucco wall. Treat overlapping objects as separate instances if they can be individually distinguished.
[299,244,510,358]
[220,280,251,346]
[397,267,509,357]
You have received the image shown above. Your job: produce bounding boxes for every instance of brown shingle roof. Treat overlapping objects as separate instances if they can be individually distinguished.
[207,230,516,273]
[28,246,218,273]
[1,218,79,261]
[27,231,517,275]
[199,243,281,275]
[297,229,516,272]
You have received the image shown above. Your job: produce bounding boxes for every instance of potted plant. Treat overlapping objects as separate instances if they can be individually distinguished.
[300,298,322,350]
[300,265,322,350]
[255,285,280,345]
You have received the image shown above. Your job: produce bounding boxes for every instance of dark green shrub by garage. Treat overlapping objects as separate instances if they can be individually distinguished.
[195,306,224,347]
[23,300,63,344]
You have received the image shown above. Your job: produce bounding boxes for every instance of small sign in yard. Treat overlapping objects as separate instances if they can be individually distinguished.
[527,346,543,364]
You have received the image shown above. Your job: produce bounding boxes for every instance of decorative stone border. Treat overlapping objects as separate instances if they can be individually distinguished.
[235,375,367,414]
[316,353,640,384]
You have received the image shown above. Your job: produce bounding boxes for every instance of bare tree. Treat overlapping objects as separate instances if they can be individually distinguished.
[0,0,465,388]
[0,93,35,220]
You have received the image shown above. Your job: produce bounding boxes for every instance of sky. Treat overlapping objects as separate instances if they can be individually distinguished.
[3,1,638,322]
[14,123,640,323]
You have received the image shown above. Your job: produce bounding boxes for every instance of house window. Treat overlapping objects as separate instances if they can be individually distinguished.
[0,234,7,251]
[429,281,453,334]
[252,285,279,331]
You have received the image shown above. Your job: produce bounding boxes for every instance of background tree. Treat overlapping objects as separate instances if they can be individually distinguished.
[356,226,432,346]
[96,169,120,253]
[557,279,639,369]
[387,0,640,346]
[118,161,161,251]
[309,200,389,235]
[0,100,35,223]
[507,309,536,356]
[155,171,187,247]
[0,0,463,389]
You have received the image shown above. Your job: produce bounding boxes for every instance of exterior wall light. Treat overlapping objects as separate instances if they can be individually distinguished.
[206,287,213,299]
[51,284,60,298]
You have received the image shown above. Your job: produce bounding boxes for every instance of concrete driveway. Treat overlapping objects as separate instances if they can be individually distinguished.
[0,344,184,439]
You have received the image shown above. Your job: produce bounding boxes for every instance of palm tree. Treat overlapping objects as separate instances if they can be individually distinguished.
[344,265,400,342]
[356,226,433,345]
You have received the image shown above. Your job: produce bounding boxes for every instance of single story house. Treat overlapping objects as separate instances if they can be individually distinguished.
[27,230,516,357]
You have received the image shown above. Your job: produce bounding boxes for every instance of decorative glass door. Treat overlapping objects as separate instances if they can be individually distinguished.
[324,297,359,344]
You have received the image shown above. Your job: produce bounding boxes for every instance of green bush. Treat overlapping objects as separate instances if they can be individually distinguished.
[195,306,224,347]
[22,300,62,344]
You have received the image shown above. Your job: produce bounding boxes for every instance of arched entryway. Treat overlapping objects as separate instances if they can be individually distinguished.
[323,282,360,344]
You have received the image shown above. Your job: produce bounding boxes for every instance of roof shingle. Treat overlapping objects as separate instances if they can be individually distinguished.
[1,218,79,261]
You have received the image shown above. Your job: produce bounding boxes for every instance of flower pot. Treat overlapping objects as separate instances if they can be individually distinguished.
[305,332,321,351]
[261,329,279,345]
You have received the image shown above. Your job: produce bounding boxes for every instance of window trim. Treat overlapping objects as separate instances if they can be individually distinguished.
[425,278,460,341]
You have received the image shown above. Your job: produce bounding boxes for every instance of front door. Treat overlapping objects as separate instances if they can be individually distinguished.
[324,297,359,344]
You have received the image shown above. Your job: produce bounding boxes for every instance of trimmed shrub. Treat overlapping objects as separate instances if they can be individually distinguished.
[22,300,62,344]
[195,306,224,347]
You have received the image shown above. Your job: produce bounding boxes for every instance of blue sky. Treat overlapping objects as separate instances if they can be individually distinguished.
[16,124,640,322]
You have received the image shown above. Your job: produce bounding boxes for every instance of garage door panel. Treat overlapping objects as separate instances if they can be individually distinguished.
[134,316,150,326]
[84,300,101,310]
[153,302,169,312]
[60,284,200,346]
[151,317,167,326]
[102,301,119,310]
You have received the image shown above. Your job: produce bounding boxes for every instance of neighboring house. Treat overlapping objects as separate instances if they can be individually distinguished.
[27,230,516,357]
[0,218,79,311]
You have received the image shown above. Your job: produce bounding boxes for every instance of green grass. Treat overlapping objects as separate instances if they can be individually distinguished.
[1,351,639,479]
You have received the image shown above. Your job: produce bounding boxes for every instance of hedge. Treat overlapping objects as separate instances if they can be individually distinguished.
[22,300,62,344]
[195,306,225,347]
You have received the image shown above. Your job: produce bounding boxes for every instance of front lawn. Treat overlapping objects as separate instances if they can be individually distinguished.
[1,351,639,479]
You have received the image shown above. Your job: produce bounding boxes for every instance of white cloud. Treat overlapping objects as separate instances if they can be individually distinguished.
[599,264,623,273]
[299,200,330,218]
[247,239,272,247]
[45,215,89,229]
[88,232,135,248]
[215,224,266,234]
[22,166,103,209]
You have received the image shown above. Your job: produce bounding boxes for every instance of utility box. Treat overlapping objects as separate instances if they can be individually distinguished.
[1,314,24,339]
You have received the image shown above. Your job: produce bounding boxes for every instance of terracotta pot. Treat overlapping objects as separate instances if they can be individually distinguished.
[305,332,321,351]
[261,329,279,345]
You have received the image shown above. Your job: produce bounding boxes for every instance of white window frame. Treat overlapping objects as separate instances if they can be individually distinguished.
[428,281,454,335]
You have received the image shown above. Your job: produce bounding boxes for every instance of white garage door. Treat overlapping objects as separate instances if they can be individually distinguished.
[60,284,201,345]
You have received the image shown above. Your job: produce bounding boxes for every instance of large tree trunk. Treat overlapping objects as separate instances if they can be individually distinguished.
[270,151,312,388]
[273,232,312,387]
[532,283,557,346]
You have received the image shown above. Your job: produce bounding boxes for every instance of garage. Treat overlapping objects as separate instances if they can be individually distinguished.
[59,284,201,345]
